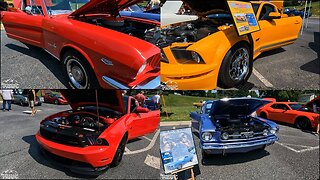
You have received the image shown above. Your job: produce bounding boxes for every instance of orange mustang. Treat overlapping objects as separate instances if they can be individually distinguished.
[257,97,319,130]
[160,0,302,90]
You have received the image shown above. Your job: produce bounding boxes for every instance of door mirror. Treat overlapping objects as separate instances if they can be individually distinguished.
[25,6,33,15]
[267,12,281,19]
[135,106,149,113]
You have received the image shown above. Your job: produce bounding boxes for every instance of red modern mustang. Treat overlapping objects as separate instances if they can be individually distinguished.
[43,93,68,105]
[36,90,160,175]
[2,0,160,89]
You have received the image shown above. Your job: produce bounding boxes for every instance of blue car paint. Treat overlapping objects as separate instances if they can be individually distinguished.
[284,8,312,18]
[165,154,194,170]
[190,98,279,155]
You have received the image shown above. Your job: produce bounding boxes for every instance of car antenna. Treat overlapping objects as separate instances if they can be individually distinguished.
[95,90,100,131]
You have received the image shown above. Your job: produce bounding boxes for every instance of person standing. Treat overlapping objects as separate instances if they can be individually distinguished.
[0,89,14,111]
[135,91,146,106]
[28,89,36,115]
[152,92,161,109]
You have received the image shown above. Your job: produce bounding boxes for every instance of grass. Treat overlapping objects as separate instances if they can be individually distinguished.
[161,94,216,122]
[285,1,320,16]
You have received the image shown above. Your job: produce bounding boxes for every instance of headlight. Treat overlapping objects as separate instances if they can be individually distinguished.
[263,129,269,136]
[136,61,147,76]
[270,127,278,135]
[171,49,205,64]
[86,136,109,146]
[221,132,229,140]
[201,132,212,141]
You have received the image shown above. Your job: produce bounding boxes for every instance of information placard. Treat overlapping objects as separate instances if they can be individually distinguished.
[228,1,261,36]
[160,128,198,174]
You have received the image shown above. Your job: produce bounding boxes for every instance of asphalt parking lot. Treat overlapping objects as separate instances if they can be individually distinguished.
[160,123,319,180]
[0,103,160,179]
[1,18,319,90]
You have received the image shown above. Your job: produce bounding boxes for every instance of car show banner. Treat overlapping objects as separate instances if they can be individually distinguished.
[160,128,198,174]
[227,1,260,36]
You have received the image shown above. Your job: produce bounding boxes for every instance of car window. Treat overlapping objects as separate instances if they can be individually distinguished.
[204,102,212,114]
[271,104,289,110]
[44,0,89,15]
[288,104,302,110]
[252,4,260,15]
[22,0,43,15]
[259,4,277,20]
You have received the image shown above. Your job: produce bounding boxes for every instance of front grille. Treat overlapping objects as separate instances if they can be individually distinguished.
[40,127,85,147]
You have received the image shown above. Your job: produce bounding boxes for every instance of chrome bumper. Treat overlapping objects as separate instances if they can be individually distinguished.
[201,136,279,150]
[102,76,160,89]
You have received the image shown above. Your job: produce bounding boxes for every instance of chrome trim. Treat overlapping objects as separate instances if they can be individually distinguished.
[102,75,160,89]
[102,76,129,89]
[44,49,59,60]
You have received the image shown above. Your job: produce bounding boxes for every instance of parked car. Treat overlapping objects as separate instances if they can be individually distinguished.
[160,0,302,90]
[12,89,42,106]
[2,0,160,89]
[120,4,160,22]
[257,97,319,130]
[43,93,68,105]
[165,154,193,170]
[36,90,160,175]
[190,98,279,156]
[284,7,312,18]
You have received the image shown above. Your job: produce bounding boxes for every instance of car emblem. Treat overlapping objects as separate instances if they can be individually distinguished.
[101,58,114,66]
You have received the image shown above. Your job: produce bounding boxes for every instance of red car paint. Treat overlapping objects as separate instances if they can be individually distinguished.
[35,90,160,173]
[2,0,160,89]
[43,93,68,105]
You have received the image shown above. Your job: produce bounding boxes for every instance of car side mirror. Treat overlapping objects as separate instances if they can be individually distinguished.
[25,6,32,15]
[267,12,281,19]
[135,106,149,113]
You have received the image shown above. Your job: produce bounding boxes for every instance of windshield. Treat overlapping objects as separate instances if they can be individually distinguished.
[44,0,89,15]
[252,4,259,15]
[288,104,302,110]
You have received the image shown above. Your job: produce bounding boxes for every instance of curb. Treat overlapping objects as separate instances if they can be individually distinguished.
[160,121,191,127]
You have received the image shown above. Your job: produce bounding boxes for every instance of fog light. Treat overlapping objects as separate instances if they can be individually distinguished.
[263,129,269,136]
[221,132,229,140]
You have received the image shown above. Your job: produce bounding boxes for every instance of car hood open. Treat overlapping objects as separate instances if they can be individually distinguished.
[182,0,230,15]
[60,90,124,113]
[69,0,143,17]
[211,98,271,116]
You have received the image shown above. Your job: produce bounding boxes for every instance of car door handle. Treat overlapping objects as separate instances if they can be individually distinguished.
[294,21,300,24]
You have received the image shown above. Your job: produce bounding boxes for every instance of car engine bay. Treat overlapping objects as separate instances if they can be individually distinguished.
[213,115,270,140]
[40,111,118,147]
[80,16,158,44]
[155,18,233,48]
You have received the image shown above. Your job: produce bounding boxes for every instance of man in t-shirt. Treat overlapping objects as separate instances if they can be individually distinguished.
[152,92,161,109]
[135,91,146,106]
[0,89,14,111]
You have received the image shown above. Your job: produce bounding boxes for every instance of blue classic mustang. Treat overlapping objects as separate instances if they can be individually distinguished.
[190,98,279,157]
[119,5,160,22]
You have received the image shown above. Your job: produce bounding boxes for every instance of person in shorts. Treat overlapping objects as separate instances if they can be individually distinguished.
[28,89,36,115]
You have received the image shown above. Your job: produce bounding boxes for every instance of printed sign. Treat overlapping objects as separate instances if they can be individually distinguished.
[160,128,198,174]
[228,1,260,36]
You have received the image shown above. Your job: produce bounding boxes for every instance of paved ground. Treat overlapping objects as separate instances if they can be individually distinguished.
[160,123,319,180]
[1,18,319,90]
[0,104,160,179]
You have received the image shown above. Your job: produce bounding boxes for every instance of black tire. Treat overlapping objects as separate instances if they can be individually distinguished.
[260,112,267,119]
[54,100,59,105]
[201,150,208,159]
[218,43,253,88]
[62,50,98,89]
[111,134,128,167]
[295,117,311,130]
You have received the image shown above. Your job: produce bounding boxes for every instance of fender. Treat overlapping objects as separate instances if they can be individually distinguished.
[60,44,95,69]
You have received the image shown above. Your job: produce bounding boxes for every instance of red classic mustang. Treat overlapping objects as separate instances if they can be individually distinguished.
[2,0,160,89]
[36,90,160,175]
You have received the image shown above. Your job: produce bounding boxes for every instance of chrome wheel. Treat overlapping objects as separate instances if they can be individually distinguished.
[229,48,250,81]
[66,58,88,89]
